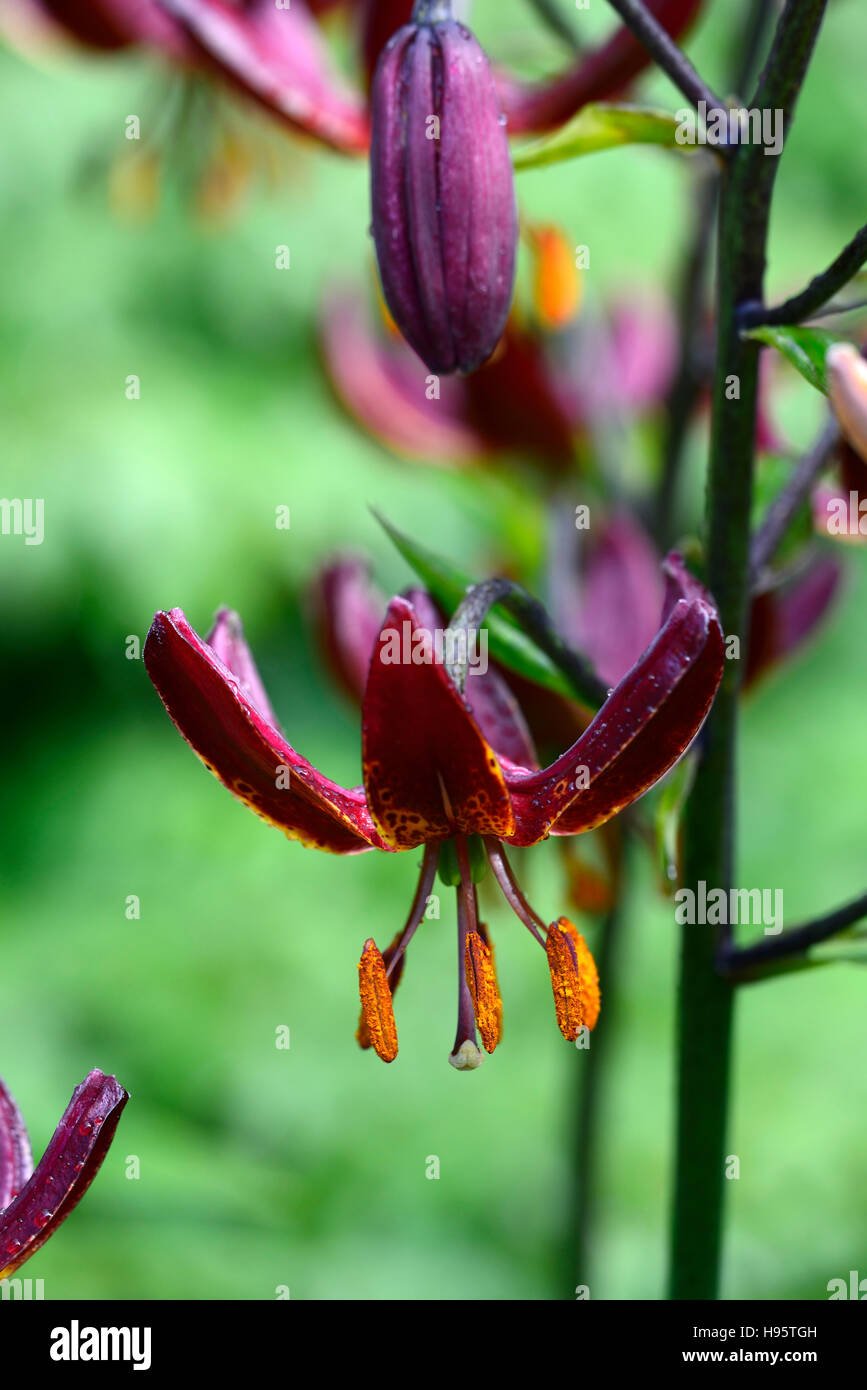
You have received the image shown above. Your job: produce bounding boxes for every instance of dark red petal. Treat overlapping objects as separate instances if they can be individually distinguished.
[158,0,370,153]
[319,291,483,462]
[144,608,388,853]
[0,1079,33,1214]
[404,588,538,769]
[36,0,191,54]
[567,510,664,687]
[311,554,386,706]
[746,555,843,689]
[0,1071,127,1279]
[361,596,515,849]
[206,607,280,727]
[462,322,577,473]
[506,556,724,844]
[499,0,703,134]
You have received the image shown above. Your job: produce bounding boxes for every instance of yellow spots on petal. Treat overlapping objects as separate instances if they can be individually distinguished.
[546,917,601,1040]
[357,939,399,1063]
[464,928,503,1054]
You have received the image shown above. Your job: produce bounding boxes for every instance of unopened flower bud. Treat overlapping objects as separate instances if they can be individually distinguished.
[827,342,867,463]
[370,1,518,375]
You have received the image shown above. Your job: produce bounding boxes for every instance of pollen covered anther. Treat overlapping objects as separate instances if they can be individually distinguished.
[546,917,601,1040]
[464,926,503,1054]
[357,938,399,1063]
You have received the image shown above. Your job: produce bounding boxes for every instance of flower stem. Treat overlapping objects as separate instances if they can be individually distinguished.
[669,0,829,1300]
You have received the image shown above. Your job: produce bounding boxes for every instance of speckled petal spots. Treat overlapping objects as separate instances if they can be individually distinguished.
[361,596,515,849]
[144,608,388,854]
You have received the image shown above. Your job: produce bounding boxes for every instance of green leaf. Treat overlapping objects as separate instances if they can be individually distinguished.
[743,325,844,394]
[655,750,697,891]
[513,103,691,172]
[373,511,593,705]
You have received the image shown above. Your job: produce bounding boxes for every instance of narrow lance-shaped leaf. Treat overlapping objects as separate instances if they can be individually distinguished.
[374,512,603,706]
[513,103,691,172]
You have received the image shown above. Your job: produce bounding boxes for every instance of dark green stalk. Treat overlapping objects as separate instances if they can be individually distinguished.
[668,0,828,1301]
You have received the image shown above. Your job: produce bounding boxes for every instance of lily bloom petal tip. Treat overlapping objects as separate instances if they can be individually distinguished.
[0,1069,128,1279]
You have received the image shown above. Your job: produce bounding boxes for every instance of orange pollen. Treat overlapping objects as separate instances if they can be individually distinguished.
[357,938,399,1063]
[464,928,503,1054]
[530,226,581,330]
[546,917,601,1040]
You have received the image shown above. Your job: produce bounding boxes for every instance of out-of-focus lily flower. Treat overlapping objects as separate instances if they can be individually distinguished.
[827,342,867,462]
[746,556,843,688]
[813,441,867,547]
[496,0,704,134]
[144,560,723,1066]
[18,0,188,52]
[319,244,672,474]
[370,3,518,374]
[157,0,370,152]
[557,510,842,694]
[320,286,577,471]
[0,1070,128,1279]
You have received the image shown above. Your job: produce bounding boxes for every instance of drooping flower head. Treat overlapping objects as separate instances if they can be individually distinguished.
[144,555,724,1068]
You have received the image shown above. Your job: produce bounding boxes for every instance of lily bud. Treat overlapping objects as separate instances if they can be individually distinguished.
[827,342,867,463]
[370,0,518,375]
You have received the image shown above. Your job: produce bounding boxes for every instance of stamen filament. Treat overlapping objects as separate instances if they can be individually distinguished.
[386,841,440,980]
[484,839,548,947]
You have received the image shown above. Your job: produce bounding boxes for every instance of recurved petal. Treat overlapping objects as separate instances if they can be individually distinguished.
[462,322,577,471]
[498,0,703,134]
[746,555,843,689]
[0,1071,127,1279]
[311,554,386,707]
[206,607,280,727]
[361,596,515,849]
[567,510,664,687]
[157,0,370,153]
[144,608,388,853]
[506,555,724,844]
[36,0,187,51]
[319,291,484,462]
[0,1079,33,1214]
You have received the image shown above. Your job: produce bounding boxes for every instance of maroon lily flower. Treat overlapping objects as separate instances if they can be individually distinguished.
[496,0,704,134]
[156,0,370,153]
[320,288,577,470]
[144,558,723,1067]
[27,0,189,53]
[0,1071,128,1279]
[319,270,676,472]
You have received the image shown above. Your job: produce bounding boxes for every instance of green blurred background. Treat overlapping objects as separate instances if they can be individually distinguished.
[0,0,864,1300]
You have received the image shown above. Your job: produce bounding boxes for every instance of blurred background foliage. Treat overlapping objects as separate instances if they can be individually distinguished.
[0,0,865,1299]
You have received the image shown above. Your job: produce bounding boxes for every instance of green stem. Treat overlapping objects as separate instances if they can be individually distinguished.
[668,0,829,1301]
